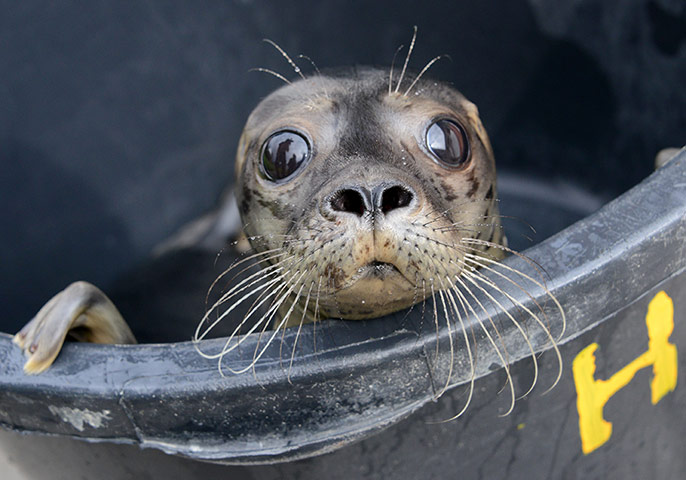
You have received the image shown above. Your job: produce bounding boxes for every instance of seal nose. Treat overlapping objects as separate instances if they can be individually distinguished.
[329,184,414,217]
[374,184,414,214]
[329,187,372,217]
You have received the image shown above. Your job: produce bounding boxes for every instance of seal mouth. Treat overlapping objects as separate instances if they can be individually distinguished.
[360,261,400,280]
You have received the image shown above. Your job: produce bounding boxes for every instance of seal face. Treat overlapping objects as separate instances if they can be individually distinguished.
[235,68,505,323]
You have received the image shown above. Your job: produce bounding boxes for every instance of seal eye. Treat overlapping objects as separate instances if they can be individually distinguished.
[261,131,310,182]
[426,119,470,168]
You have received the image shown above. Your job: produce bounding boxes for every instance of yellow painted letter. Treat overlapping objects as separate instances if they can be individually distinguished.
[573,291,677,454]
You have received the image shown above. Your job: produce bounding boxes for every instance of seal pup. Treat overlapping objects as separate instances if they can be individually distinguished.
[14,33,565,416]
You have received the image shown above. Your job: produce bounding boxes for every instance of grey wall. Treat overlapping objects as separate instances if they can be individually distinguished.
[1,0,684,329]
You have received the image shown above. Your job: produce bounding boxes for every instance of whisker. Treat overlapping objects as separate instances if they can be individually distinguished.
[218,269,309,366]
[388,43,405,95]
[420,198,499,227]
[429,281,440,370]
[208,249,290,298]
[461,252,549,327]
[461,239,551,286]
[258,276,308,374]
[462,247,566,340]
[196,255,299,340]
[206,246,288,301]
[297,54,320,75]
[432,222,504,234]
[197,268,284,342]
[434,281,455,398]
[194,275,285,357]
[287,281,315,383]
[207,250,291,307]
[467,265,564,394]
[228,275,309,375]
[394,25,417,94]
[452,276,516,416]
[404,54,450,96]
[248,67,291,85]
[200,265,303,360]
[262,38,306,80]
[434,283,475,421]
[454,271,515,388]
[462,271,539,399]
[311,276,323,364]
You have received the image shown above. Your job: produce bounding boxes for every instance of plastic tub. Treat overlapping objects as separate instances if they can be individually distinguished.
[2,1,685,478]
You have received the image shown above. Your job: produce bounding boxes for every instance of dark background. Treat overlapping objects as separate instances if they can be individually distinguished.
[1,0,685,330]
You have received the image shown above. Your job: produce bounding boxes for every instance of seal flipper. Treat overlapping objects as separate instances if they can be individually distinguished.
[655,147,683,169]
[13,281,136,374]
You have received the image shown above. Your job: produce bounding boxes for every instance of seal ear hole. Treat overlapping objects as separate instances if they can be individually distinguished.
[425,119,470,168]
[261,130,311,182]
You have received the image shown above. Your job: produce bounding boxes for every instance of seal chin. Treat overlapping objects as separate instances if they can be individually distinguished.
[321,264,419,319]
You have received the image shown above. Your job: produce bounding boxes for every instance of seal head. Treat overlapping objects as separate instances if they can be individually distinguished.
[235,68,504,322]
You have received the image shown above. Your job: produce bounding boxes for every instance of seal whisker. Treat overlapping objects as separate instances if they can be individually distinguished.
[440,214,537,236]
[419,278,428,332]
[206,246,289,300]
[428,281,441,375]
[461,245,566,340]
[311,276,323,356]
[194,275,286,357]
[248,67,291,85]
[287,281,315,384]
[395,277,422,332]
[427,225,486,237]
[394,25,417,94]
[404,54,450,97]
[407,230,465,252]
[205,267,301,357]
[462,252,549,325]
[209,250,292,298]
[218,269,310,372]
[197,267,284,342]
[452,276,516,416]
[262,38,306,80]
[420,201,497,228]
[463,260,564,393]
[388,44,405,96]
[434,280,456,398]
[209,253,291,308]
[461,239,553,287]
[432,222,503,233]
[297,54,321,76]
[455,269,515,377]
[235,276,309,375]
[461,271,539,399]
[438,282,476,421]
[249,279,308,377]
[197,253,301,340]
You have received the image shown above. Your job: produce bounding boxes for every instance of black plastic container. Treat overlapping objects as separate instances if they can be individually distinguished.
[1,1,685,478]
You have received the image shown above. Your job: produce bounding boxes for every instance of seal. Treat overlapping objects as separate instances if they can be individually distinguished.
[14,35,564,415]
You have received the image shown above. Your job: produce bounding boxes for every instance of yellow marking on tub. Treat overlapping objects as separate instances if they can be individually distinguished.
[573,291,677,454]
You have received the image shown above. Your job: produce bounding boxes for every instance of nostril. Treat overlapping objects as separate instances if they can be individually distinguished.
[380,185,413,214]
[330,189,368,216]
